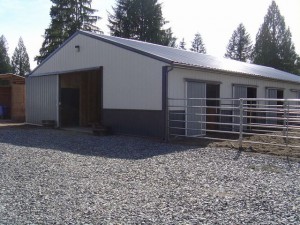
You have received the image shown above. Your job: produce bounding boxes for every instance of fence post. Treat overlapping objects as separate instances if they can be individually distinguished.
[283,101,287,137]
[285,101,290,147]
[239,98,243,150]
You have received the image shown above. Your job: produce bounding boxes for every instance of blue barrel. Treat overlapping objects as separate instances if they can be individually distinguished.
[0,105,3,118]
[2,106,8,118]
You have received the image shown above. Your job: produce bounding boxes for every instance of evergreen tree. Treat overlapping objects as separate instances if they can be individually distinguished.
[108,0,176,46]
[296,56,300,75]
[179,38,186,50]
[252,1,298,73]
[190,33,206,54]
[11,37,31,76]
[161,28,177,47]
[224,23,251,62]
[0,35,11,73]
[35,0,100,64]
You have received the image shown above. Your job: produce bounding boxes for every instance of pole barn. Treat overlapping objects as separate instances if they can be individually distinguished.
[26,31,300,139]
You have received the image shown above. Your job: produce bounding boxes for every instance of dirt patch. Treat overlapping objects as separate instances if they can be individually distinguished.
[1,120,299,159]
[171,131,300,159]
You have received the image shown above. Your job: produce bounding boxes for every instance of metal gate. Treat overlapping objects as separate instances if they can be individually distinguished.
[168,98,300,149]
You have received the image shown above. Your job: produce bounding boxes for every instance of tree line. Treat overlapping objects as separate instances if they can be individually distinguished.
[0,36,30,76]
[224,1,299,74]
[0,0,299,76]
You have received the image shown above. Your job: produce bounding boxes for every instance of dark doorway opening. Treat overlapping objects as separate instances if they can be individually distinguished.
[60,88,80,127]
[247,87,257,125]
[277,90,284,125]
[206,84,220,130]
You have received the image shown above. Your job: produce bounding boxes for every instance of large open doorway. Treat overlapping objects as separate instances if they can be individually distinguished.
[59,69,102,128]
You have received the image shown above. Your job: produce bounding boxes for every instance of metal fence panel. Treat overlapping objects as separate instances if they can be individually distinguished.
[168,97,300,149]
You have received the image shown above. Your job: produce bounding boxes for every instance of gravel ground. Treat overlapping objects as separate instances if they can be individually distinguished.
[0,126,299,224]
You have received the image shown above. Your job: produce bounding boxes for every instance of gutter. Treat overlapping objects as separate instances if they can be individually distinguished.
[163,63,174,142]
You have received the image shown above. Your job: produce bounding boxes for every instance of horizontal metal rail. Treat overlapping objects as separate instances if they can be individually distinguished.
[168,97,300,149]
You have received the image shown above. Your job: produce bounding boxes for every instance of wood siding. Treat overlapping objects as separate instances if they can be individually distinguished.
[0,74,25,121]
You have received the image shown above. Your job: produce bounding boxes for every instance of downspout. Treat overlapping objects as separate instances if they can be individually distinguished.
[163,63,174,142]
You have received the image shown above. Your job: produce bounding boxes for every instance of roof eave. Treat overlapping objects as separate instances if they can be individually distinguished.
[172,62,300,85]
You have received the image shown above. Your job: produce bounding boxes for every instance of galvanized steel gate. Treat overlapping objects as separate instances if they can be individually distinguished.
[168,98,300,149]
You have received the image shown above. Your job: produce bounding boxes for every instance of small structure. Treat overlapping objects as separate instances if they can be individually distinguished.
[0,73,25,122]
[26,31,300,138]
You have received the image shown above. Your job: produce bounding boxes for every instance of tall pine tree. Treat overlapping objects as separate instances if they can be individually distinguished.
[11,37,31,76]
[179,38,186,50]
[108,0,176,46]
[35,0,100,64]
[0,35,11,73]
[224,23,251,62]
[190,33,206,54]
[252,1,298,73]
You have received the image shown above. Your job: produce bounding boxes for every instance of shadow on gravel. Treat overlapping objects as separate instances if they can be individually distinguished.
[0,125,200,160]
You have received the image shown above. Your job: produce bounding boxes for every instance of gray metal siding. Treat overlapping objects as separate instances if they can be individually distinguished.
[186,81,206,136]
[26,75,59,125]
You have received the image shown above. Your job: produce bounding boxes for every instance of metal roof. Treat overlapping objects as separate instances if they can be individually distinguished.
[80,30,300,84]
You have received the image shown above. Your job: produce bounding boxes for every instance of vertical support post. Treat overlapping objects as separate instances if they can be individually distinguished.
[239,98,243,150]
[286,101,290,147]
[283,101,287,137]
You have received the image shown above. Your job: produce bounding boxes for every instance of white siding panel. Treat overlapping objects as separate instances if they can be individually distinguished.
[26,75,59,125]
[31,34,167,110]
[168,68,300,101]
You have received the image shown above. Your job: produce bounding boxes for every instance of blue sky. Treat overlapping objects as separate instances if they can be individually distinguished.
[0,0,299,69]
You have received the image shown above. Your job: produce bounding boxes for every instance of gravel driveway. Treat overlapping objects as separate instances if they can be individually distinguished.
[0,126,299,224]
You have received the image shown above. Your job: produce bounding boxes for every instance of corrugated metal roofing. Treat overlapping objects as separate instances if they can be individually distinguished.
[80,30,300,84]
